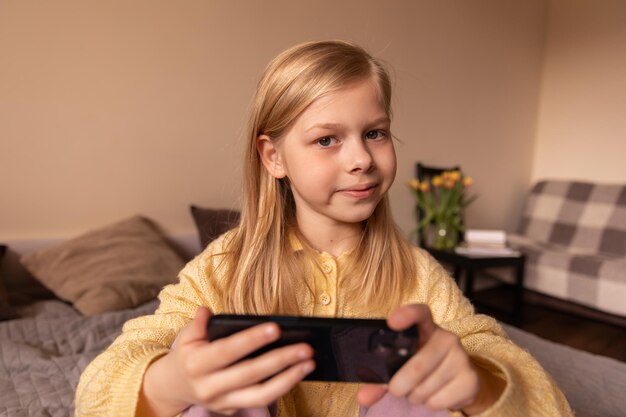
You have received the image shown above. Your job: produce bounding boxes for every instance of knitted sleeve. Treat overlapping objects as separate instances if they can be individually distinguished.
[412,249,573,417]
[74,236,229,417]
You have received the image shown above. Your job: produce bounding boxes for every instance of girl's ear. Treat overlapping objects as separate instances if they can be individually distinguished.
[257,134,287,179]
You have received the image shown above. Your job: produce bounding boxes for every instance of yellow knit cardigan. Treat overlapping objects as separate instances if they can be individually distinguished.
[75,233,572,417]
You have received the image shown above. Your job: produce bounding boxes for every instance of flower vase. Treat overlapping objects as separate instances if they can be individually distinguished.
[433,222,458,251]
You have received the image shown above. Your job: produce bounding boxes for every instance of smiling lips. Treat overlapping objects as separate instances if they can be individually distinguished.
[338,183,378,199]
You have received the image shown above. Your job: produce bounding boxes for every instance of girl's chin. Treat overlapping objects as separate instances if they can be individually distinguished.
[333,208,378,225]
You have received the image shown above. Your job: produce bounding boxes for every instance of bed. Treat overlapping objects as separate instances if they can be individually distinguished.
[1,212,624,417]
[0,298,158,416]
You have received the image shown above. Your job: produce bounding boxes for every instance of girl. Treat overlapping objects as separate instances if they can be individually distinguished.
[76,40,572,417]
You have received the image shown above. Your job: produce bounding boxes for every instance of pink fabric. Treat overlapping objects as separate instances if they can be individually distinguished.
[181,394,451,417]
[182,405,271,417]
[359,393,451,417]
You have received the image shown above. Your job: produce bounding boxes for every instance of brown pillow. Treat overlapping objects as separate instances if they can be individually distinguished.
[0,245,20,321]
[190,205,240,249]
[20,216,185,316]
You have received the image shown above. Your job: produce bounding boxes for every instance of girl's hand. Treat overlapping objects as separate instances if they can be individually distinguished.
[357,304,504,415]
[140,307,315,417]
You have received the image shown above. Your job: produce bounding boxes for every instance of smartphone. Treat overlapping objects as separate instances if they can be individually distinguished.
[207,314,419,383]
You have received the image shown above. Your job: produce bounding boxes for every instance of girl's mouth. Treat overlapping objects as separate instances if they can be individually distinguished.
[338,184,377,199]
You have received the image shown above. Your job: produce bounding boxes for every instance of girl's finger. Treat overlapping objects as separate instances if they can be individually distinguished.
[387,304,437,344]
[387,329,451,397]
[202,343,314,399]
[405,349,458,407]
[185,322,281,375]
[422,370,479,411]
[356,384,388,407]
[175,306,212,346]
[209,359,315,411]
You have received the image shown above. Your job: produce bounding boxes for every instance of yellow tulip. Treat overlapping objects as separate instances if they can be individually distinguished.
[463,176,474,187]
[408,179,420,191]
[419,181,430,193]
[432,176,443,187]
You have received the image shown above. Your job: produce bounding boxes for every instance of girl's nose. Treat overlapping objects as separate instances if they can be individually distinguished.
[347,139,374,173]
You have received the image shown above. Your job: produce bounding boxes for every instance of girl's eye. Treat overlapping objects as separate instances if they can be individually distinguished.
[365,130,385,140]
[317,136,336,147]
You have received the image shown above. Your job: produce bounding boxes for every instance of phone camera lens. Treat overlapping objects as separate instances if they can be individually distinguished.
[397,347,409,357]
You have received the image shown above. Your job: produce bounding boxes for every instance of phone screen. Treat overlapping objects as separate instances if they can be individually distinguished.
[207,315,419,383]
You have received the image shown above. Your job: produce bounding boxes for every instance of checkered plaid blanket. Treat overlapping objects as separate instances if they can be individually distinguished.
[507,180,626,317]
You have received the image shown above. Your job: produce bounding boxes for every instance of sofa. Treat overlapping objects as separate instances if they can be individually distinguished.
[507,179,626,320]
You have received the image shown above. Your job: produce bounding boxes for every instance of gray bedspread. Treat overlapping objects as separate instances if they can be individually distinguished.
[0,299,159,417]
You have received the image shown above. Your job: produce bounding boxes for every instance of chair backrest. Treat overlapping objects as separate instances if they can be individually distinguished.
[415,162,464,247]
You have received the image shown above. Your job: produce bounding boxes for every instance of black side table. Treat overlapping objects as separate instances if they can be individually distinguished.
[424,248,526,325]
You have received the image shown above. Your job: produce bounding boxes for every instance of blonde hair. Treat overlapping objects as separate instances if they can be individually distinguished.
[220,40,416,314]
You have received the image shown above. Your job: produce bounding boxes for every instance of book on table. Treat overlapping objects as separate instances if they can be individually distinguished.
[455,229,521,257]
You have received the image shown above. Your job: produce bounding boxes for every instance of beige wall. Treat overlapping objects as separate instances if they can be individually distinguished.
[532,0,626,183]
[0,0,546,239]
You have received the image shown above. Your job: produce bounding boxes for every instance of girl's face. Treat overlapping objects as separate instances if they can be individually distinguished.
[259,79,397,230]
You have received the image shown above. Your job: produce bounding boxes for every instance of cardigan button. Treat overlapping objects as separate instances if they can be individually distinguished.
[319,293,331,305]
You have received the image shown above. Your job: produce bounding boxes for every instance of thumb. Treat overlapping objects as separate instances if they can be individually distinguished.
[176,306,211,347]
[357,384,388,407]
